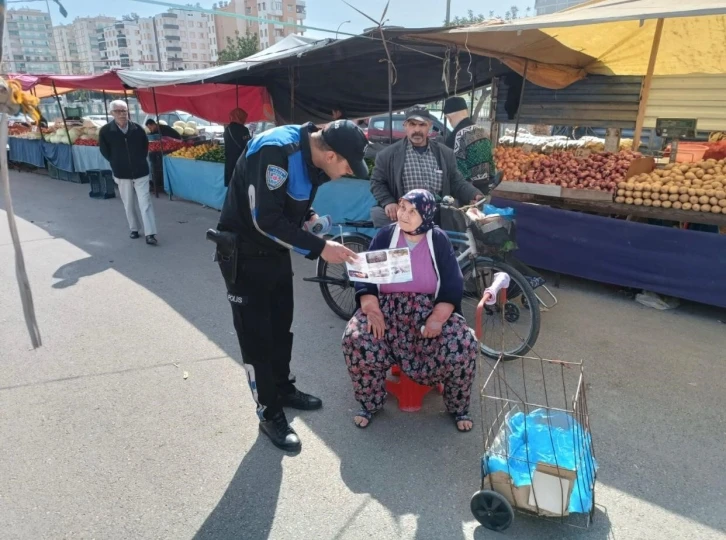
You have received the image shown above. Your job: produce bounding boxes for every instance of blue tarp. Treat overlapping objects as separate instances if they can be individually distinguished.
[8,138,45,168]
[491,198,726,308]
[486,409,597,514]
[72,146,110,173]
[311,178,377,237]
[163,156,227,210]
[41,141,74,172]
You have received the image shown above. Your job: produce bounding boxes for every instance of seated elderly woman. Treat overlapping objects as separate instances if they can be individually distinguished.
[342,189,478,431]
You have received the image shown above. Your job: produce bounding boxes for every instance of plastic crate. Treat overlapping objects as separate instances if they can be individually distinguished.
[87,169,116,199]
[47,161,84,183]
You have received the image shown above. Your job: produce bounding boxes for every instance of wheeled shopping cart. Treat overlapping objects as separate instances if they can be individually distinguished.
[470,281,597,532]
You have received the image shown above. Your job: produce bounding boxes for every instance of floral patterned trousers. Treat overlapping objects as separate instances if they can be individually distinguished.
[342,293,478,416]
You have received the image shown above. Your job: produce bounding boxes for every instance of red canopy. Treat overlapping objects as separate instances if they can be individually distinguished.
[35,71,127,91]
[8,70,274,123]
[135,83,274,124]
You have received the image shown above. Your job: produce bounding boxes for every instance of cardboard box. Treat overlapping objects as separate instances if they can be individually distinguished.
[625,156,656,179]
[483,463,577,518]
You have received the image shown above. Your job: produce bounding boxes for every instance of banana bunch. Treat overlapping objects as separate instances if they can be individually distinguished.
[709,131,725,142]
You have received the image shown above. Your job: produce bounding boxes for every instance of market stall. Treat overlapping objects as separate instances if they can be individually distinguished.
[163,143,226,209]
[402,0,726,308]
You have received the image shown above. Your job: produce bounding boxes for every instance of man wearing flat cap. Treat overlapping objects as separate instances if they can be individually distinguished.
[369,104,483,227]
[443,96,496,190]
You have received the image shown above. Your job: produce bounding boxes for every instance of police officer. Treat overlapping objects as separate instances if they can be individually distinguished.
[216,120,369,451]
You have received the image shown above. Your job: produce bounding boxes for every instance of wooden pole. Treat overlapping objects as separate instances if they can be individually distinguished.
[513,60,528,147]
[52,81,76,173]
[633,18,664,151]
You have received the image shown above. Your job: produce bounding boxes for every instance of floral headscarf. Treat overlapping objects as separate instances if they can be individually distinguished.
[229,108,248,125]
[400,189,437,236]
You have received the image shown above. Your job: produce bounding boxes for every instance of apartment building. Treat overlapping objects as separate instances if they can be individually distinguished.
[99,21,145,70]
[73,17,117,74]
[214,0,305,54]
[98,10,218,72]
[534,0,587,15]
[2,9,58,74]
[53,16,117,75]
[53,25,81,75]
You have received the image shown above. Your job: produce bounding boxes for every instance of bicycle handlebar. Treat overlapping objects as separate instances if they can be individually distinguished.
[475,272,511,341]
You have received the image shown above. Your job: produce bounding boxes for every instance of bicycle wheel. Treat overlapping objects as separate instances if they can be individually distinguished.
[460,258,540,359]
[317,233,371,320]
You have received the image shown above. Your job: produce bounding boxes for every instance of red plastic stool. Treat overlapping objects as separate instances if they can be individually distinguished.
[386,365,443,412]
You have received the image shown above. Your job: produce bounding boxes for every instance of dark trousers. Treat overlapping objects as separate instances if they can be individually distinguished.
[223,251,295,420]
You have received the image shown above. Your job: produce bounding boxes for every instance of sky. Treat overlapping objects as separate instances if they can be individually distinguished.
[11,0,534,38]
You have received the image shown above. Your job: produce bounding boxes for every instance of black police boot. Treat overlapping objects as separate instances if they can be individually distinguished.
[259,411,301,452]
[279,388,323,411]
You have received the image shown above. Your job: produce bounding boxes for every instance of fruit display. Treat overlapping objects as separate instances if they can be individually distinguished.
[43,125,99,145]
[148,138,188,154]
[494,146,639,192]
[168,142,217,159]
[616,159,726,214]
[708,131,726,143]
[9,125,32,137]
[703,141,726,161]
[172,121,200,138]
[197,145,225,163]
[73,138,98,146]
[494,146,542,181]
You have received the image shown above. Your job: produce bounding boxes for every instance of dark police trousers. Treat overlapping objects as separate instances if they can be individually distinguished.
[222,250,296,421]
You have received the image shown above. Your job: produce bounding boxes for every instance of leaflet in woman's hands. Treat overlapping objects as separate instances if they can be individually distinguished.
[345,248,413,284]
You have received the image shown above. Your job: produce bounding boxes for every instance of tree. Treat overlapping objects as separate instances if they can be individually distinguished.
[444,9,486,27]
[122,12,140,21]
[510,6,519,19]
[217,32,259,63]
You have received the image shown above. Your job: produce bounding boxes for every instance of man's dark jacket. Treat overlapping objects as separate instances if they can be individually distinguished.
[99,121,150,180]
[369,138,481,206]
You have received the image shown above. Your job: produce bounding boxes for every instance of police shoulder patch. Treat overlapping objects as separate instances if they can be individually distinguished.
[266,165,288,190]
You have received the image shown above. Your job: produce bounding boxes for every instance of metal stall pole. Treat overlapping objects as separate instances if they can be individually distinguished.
[388,60,393,144]
[470,67,477,117]
[102,90,109,122]
[151,87,162,198]
[51,81,76,175]
[512,60,529,147]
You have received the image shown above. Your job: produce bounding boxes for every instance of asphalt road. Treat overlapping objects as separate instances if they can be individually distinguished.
[2,171,725,540]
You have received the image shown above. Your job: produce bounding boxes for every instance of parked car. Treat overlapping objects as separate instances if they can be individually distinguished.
[366,113,448,144]
[142,111,224,141]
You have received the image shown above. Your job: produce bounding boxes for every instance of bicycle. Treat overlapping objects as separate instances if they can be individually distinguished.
[304,199,556,359]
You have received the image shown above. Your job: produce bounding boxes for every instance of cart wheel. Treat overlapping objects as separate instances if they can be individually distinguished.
[470,490,514,532]
[504,301,520,323]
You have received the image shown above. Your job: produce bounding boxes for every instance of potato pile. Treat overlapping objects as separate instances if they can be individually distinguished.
[616,159,726,213]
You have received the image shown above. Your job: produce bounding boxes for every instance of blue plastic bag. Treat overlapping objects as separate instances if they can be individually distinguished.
[486,408,597,514]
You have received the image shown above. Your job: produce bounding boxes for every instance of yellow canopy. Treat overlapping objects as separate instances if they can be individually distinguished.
[405,0,726,89]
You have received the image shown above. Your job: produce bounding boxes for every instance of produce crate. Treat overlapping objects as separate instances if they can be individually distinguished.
[494,181,562,198]
[561,187,613,202]
[148,153,165,194]
[47,161,84,183]
[87,169,116,199]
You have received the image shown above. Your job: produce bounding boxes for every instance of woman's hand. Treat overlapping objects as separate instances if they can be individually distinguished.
[360,295,385,340]
[421,302,455,339]
[421,319,443,339]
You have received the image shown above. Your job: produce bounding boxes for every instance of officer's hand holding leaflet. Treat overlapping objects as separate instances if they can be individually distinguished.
[321,240,357,264]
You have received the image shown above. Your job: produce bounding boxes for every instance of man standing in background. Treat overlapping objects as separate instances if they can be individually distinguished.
[99,100,158,245]
[443,96,496,191]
